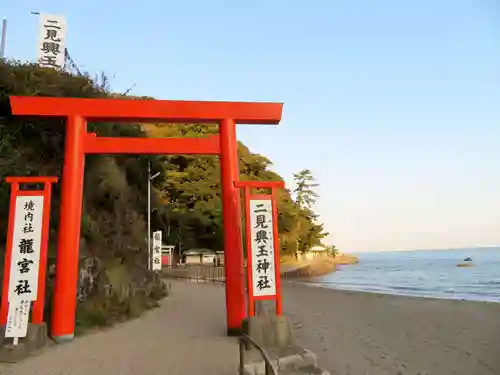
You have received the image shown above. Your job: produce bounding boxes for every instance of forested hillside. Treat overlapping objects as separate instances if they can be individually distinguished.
[0,60,327,329]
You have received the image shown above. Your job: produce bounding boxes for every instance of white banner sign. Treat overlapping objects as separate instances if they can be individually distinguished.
[152,231,162,271]
[249,199,276,297]
[4,299,30,338]
[8,196,44,301]
[36,13,67,69]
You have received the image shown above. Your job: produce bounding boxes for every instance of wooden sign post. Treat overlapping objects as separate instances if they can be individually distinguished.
[152,230,162,271]
[0,176,58,344]
[235,180,285,318]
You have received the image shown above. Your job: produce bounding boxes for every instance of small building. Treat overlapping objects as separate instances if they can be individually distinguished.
[183,248,219,265]
[202,252,216,264]
[183,249,203,264]
[304,245,329,260]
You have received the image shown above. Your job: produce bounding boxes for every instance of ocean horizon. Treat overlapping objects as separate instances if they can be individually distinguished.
[313,247,500,303]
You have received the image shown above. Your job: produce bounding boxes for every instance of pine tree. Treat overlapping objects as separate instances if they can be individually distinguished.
[293,169,319,209]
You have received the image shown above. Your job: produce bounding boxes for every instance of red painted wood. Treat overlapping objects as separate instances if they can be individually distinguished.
[84,133,220,155]
[9,96,283,125]
[220,118,246,333]
[51,116,86,339]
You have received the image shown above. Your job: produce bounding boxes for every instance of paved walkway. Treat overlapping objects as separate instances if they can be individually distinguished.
[1,280,239,375]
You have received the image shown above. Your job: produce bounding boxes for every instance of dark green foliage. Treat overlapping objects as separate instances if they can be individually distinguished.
[294,169,319,210]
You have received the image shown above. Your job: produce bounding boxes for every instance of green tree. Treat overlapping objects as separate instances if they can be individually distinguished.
[290,169,328,254]
[327,245,339,257]
[293,169,319,209]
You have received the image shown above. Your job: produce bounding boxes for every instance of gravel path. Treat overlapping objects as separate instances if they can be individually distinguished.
[0,280,239,375]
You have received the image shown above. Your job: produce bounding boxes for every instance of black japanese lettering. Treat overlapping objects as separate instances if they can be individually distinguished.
[40,55,59,66]
[253,203,267,213]
[256,245,269,257]
[19,238,34,254]
[24,212,34,222]
[255,214,268,229]
[44,28,61,42]
[17,258,34,274]
[254,230,269,244]
[41,42,61,55]
[14,280,31,296]
[22,222,34,233]
[44,20,61,29]
[24,200,35,211]
[20,301,28,316]
[256,258,270,273]
[256,275,271,290]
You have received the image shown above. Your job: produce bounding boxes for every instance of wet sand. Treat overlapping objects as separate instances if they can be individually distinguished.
[283,281,500,375]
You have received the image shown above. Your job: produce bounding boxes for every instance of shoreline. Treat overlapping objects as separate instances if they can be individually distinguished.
[280,254,358,278]
[290,278,500,305]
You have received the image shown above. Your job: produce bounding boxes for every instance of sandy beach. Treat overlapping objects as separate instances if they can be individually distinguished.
[283,281,500,375]
[1,279,499,375]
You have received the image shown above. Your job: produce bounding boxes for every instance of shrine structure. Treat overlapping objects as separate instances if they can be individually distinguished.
[5,96,283,342]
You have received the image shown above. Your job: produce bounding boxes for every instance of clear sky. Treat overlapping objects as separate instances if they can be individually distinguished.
[2,1,500,252]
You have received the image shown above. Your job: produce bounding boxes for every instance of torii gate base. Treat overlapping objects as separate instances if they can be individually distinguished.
[7,96,283,341]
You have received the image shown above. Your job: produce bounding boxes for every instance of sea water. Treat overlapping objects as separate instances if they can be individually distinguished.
[314,248,500,302]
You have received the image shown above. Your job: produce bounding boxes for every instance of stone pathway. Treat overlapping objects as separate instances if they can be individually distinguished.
[0,280,239,375]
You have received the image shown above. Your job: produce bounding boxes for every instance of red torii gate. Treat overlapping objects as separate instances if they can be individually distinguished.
[7,96,283,342]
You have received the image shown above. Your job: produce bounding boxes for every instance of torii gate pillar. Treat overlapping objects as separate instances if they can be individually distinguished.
[219,118,246,335]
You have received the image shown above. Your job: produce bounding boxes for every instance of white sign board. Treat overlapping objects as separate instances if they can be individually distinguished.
[8,196,44,302]
[152,231,162,271]
[36,14,67,69]
[249,199,276,297]
[4,299,30,339]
